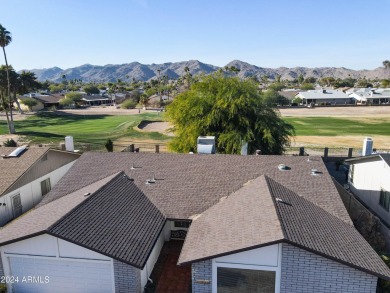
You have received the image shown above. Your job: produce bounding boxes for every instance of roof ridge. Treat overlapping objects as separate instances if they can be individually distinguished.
[265,176,390,280]
[47,171,125,231]
[264,175,288,239]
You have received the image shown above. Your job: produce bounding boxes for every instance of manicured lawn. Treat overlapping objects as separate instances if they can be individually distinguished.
[0,112,169,144]
[284,117,390,136]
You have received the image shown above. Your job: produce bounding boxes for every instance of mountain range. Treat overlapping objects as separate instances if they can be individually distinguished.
[24,60,389,83]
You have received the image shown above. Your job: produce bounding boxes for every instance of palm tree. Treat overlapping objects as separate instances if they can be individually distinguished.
[0,24,15,133]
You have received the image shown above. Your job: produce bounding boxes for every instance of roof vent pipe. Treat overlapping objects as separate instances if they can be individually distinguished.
[278,164,290,171]
[362,137,373,156]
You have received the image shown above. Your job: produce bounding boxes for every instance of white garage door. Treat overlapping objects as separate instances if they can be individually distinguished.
[8,256,114,293]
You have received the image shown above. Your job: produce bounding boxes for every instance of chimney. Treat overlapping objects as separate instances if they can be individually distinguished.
[65,136,74,152]
[362,137,373,156]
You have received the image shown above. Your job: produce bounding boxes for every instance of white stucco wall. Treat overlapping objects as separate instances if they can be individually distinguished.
[349,159,390,225]
[140,222,168,289]
[211,244,282,293]
[0,161,76,226]
[1,234,114,293]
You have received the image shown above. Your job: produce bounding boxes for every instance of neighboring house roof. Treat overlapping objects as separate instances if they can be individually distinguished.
[345,154,390,167]
[35,94,63,104]
[81,95,110,102]
[18,95,63,105]
[179,175,390,280]
[0,172,165,269]
[349,89,390,101]
[297,89,350,100]
[278,91,299,100]
[0,147,48,196]
[36,153,352,225]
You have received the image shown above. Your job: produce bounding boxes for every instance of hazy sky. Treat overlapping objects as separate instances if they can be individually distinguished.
[2,0,390,71]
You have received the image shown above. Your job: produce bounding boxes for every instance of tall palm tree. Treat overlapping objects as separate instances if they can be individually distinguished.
[0,24,15,133]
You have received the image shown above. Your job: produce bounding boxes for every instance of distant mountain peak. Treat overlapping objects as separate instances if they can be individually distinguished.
[23,60,387,82]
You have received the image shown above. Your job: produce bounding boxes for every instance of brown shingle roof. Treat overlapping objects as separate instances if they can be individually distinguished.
[0,173,119,245]
[0,172,165,269]
[179,176,390,280]
[0,147,49,196]
[38,153,352,225]
[49,172,165,268]
[178,176,283,263]
[269,177,390,280]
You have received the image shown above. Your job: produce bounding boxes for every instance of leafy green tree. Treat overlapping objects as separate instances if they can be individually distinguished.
[59,92,82,107]
[0,24,15,133]
[381,79,390,88]
[304,76,316,84]
[20,98,37,111]
[297,74,304,84]
[300,83,315,90]
[83,85,100,95]
[49,83,64,93]
[166,73,294,154]
[268,82,286,92]
[263,90,289,106]
[121,99,137,109]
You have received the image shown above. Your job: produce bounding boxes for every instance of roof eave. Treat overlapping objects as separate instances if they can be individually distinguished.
[285,241,390,281]
[178,239,284,266]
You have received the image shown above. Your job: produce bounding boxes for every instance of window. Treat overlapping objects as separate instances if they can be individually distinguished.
[379,189,390,211]
[217,267,275,293]
[349,164,354,183]
[11,194,23,218]
[41,178,51,196]
[174,221,191,228]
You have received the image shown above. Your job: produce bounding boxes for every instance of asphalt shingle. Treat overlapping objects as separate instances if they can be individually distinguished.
[38,153,352,225]
[0,147,49,195]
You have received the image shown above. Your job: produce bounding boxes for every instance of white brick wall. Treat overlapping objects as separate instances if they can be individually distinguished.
[113,260,141,293]
[192,260,212,293]
[281,244,378,293]
[0,255,3,278]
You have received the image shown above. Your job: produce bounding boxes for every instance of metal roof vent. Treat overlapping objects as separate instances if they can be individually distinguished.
[311,169,322,176]
[145,173,156,184]
[278,164,290,171]
[7,146,27,157]
[84,192,91,197]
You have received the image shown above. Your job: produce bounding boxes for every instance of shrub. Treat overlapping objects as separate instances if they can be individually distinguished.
[3,138,17,147]
[121,99,137,109]
[20,98,38,111]
[105,139,114,152]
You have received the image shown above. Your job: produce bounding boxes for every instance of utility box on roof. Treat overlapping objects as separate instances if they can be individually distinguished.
[197,136,216,154]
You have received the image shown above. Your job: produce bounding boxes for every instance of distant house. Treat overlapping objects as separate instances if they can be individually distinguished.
[81,94,112,106]
[0,153,389,293]
[296,89,354,105]
[346,154,390,226]
[348,88,390,104]
[0,147,80,226]
[16,94,63,111]
[278,90,299,104]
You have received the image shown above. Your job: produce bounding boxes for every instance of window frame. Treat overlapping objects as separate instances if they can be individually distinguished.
[211,244,281,293]
[379,189,390,212]
[40,178,52,196]
[174,220,191,228]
